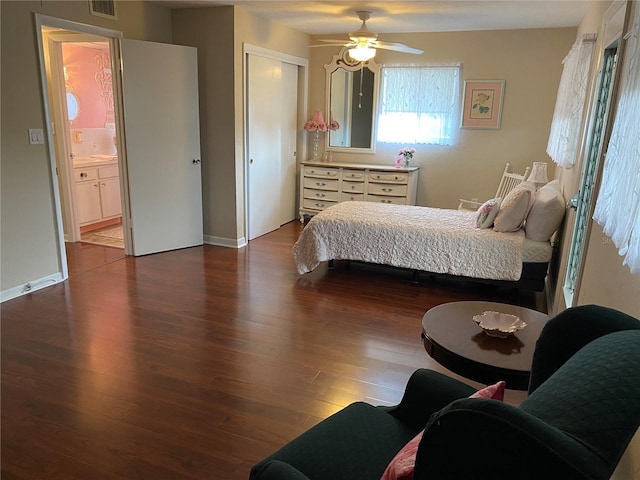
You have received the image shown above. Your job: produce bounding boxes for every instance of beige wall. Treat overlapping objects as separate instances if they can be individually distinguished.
[172,7,237,242]
[0,0,171,292]
[307,28,576,209]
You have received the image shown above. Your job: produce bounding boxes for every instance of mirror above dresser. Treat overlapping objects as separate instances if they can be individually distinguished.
[325,48,380,154]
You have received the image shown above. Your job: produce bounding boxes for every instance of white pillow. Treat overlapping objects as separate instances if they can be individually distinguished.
[525,181,566,241]
[476,197,501,229]
[494,182,536,232]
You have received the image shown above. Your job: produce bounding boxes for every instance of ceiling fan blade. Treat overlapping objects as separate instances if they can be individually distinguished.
[309,40,357,48]
[374,41,423,55]
[315,39,352,45]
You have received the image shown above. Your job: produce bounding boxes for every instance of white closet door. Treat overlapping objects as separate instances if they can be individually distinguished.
[280,62,298,225]
[247,54,282,240]
[120,39,203,255]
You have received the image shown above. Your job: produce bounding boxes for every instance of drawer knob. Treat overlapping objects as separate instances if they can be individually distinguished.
[382,188,393,192]
[316,193,325,198]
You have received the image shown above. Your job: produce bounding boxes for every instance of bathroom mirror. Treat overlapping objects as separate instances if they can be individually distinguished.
[66,91,79,123]
[325,48,380,154]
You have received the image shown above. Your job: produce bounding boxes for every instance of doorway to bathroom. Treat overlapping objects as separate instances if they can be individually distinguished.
[37,14,204,283]
[45,30,124,249]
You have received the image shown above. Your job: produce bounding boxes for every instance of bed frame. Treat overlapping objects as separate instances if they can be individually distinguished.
[326,259,549,292]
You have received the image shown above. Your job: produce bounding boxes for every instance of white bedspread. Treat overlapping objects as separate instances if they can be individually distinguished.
[293,202,525,280]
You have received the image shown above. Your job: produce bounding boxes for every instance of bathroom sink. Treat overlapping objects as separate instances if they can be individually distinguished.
[90,154,118,161]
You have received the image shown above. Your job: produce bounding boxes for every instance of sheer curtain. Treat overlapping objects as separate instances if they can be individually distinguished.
[594,10,640,274]
[546,33,597,168]
[377,66,460,145]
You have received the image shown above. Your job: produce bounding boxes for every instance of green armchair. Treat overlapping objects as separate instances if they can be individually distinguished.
[249,305,640,480]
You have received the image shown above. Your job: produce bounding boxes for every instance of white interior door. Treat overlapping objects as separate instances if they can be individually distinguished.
[247,54,282,240]
[120,39,203,255]
[280,62,298,225]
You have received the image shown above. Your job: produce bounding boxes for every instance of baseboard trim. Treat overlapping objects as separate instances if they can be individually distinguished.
[204,235,247,249]
[1,273,63,303]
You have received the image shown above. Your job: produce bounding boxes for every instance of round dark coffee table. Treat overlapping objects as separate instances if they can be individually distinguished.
[421,301,549,390]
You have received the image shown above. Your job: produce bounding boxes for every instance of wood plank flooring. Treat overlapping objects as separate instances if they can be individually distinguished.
[1,221,543,479]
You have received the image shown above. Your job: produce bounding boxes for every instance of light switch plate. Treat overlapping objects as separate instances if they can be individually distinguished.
[28,129,44,145]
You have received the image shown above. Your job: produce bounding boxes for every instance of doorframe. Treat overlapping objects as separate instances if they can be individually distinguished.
[242,43,308,243]
[35,14,132,279]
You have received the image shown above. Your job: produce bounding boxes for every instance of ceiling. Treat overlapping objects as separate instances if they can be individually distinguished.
[157,1,595,34]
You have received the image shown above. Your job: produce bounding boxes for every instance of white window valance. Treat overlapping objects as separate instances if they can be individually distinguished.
[546,33,597,168]
[594,12,640,274]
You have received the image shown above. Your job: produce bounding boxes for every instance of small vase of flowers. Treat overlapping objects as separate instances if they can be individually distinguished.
[395,147,416,168]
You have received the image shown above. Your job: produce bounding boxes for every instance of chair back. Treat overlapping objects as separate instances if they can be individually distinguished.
[528,304,640,393]
[520,329,640,478]
[457,163,531,211]
[494,162,531,199]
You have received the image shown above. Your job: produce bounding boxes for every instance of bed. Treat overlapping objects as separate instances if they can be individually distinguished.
[293,201,556,291]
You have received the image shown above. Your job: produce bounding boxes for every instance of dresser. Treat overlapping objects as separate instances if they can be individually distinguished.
[299,161,419,220]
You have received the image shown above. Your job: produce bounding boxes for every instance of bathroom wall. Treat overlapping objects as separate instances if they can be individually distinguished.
[62,43,117,158]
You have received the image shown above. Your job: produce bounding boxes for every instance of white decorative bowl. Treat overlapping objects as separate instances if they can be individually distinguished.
[473,311,527,338]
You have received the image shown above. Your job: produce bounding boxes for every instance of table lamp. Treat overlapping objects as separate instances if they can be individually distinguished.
[529,162,549,189]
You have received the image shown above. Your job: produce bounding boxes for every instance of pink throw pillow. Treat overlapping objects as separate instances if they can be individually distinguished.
[380,381,506,480]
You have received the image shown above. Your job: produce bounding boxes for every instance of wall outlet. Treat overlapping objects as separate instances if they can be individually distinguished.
[28,129,44,145]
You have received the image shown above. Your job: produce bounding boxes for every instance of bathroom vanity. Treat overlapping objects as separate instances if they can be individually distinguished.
[72,155,121,228]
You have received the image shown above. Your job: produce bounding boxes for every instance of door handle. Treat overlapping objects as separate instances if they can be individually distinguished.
[192,158,201,164]
[567,193,579,210]
[250,158,254,164]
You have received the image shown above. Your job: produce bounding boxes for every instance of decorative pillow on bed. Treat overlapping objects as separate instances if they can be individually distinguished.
[476,198,501,229]
[493,181,536,232]
[380,381,506,480]
[525,180,565,242]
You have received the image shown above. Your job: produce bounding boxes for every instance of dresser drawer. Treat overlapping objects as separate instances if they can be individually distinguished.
[342,170,365,181]
[303,166,339,179]
[368,172,409,184]
[368,183,408,197]
[303,177,339,191]
[98,165,119,179]
[342,181,365,194]
[367,195,407,205]
[340,192,365,202]
[303,198,337,211]
[304,188,339,202]
[73,168,98,182]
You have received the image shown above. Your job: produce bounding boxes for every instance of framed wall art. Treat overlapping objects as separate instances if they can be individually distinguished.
[461,80,505,129]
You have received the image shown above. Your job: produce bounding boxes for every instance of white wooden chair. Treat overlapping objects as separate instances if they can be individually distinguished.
[458,163,531,211]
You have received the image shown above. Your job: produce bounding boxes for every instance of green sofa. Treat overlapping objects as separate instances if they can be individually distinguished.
[249,305,640,480]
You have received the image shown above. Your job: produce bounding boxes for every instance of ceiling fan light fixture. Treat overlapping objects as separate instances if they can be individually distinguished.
[348,45,376,62]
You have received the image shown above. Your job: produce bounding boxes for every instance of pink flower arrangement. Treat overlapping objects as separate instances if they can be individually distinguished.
[395,147,416,168]
[304,110,340,132]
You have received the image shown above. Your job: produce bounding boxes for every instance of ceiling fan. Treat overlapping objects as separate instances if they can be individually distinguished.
[312,11,423,62]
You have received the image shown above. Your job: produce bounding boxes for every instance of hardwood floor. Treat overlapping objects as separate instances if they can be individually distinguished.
[1,221,543,479]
